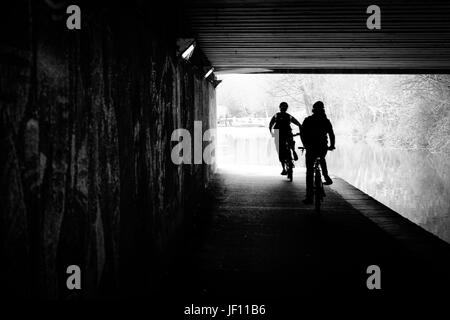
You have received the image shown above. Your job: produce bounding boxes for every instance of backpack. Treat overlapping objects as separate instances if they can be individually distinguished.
[273,112,292,131]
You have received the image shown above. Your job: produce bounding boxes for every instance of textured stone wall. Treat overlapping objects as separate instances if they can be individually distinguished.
[0,1,216,299]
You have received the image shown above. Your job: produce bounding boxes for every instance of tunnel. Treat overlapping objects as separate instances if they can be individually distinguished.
[1,0,450,311]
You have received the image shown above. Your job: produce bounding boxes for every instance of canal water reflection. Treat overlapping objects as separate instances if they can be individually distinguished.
[217,127,450,243]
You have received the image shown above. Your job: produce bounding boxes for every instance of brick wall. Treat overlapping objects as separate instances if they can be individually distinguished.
[0,1,216,299]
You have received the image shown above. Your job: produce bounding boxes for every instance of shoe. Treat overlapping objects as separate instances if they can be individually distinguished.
[323,176,333,185]
[303,198,313,205]
[281,169,287,175]
[293,151,298,161]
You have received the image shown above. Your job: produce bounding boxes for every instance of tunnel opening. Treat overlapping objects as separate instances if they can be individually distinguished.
[215,73,450,244]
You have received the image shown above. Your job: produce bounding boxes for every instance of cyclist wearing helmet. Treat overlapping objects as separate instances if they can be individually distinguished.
[300,101,335,204]
[269,102,301,175]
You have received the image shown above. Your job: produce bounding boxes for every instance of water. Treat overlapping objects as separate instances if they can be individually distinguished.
[217,127,450,243]
[217,127,281,167]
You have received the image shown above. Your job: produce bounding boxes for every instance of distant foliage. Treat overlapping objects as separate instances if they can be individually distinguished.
[265,74,450,153]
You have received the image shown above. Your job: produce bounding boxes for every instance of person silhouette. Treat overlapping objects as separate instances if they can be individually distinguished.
[300,101,335,204]
[269,102,301,175]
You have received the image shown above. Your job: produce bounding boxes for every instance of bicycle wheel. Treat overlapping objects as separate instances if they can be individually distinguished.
[314,171,322,212]
[287,161,293,181]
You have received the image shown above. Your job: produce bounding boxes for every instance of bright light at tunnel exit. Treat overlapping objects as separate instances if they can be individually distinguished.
[215,73,440,171]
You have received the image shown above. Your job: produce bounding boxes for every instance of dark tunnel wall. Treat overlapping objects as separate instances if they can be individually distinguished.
[0,1,216,299]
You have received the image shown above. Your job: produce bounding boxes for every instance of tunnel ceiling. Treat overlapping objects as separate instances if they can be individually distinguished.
[182,0,450,73]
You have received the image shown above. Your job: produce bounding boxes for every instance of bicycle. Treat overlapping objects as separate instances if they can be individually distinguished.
[298,147,326,212]
[284,132,303,181]
[282,139,295,182]
[273,132,298,182]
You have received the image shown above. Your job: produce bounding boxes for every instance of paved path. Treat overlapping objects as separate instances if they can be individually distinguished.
[166,166,450,304]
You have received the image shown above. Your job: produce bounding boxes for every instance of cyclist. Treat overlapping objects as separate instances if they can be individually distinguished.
[300,101,335,204]
[269,102,301,175]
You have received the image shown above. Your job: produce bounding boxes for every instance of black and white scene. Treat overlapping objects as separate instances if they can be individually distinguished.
[1,0,450,316]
